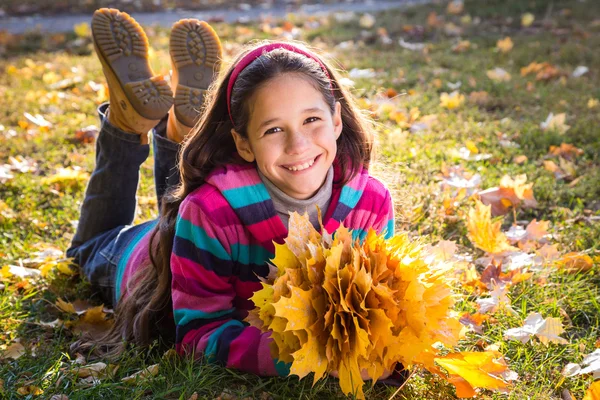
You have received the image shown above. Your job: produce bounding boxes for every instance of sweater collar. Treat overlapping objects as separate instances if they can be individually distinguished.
[204,157,369,247]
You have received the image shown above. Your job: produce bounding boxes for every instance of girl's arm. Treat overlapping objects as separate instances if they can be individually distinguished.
[170,194,289,376]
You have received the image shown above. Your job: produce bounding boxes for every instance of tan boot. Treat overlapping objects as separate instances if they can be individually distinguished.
[92,8,173,144]
[167,19,222,143]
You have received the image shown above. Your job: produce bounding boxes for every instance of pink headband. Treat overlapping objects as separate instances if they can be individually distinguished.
[226,42,334,125]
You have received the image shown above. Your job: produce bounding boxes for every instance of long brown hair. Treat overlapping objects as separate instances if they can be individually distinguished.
[72,40,374,358]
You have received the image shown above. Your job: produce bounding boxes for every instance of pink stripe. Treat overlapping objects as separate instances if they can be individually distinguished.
[257,333,279,376]
[248,216,281,242]
[172,288,232,313]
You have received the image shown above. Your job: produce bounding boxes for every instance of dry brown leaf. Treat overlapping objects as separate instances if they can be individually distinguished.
[548,143,584,161]
[121,364,159,385]
[17,385,43,395]
[76,362,107,378]
[55,298,76,314]
[459,312,490,334]
[556,252,594,273]
[1,342,25,360]
[71,306,114,337]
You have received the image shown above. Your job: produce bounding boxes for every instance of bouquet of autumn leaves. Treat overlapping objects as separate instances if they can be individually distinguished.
[246,213,514,398]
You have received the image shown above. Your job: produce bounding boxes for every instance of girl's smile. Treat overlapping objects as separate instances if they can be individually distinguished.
[232,73,343,200]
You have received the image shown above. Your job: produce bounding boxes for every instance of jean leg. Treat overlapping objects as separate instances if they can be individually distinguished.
[69,103,150,249]
[152,117,181,208]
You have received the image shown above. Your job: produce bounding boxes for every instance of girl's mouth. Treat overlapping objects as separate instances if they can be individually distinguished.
[282,154,321,173]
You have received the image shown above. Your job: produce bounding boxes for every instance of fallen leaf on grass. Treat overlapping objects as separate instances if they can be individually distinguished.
[452,40,471,53]
[466,200,516,254]
[572,66,589,78]
[440,91,465,110]
[548,143,583,161]
[41,168,90,190]
[583,381,600,400]
[521,62,562,82]
[504,312,568,345]
[459,313,490,334]
[446,0,464,15]
[71,306,114,337]
[487,68,511,82]
[588,99,599,109]
[1,342,25,360]
[476,284,514,314]
[468,91,489,106]
[73,125,98,144]
[543,158,577,181]
[541,113,570,134]
[496,37,513,53]
[521,13,535,27]
[17,385,43,395]
[55,298,76,314]
[76,362,107,378]
[562,349,600,379]
[480,262,532,290]
[555,252,594,273]
[435,351,514,398]
[73,22,91,38]
[121,364,159,385]
[478,174,537,216]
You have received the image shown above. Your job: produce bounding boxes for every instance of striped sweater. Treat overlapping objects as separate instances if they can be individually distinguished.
[119,158,394,376]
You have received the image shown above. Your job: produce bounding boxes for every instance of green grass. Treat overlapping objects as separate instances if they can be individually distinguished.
[1,0,599,398]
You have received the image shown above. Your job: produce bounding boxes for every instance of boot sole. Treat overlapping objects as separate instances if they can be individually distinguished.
[170,19,222,128]
[92,8,173,121]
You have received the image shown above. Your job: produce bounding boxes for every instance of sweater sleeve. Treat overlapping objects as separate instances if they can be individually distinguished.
[375,187,395,239]
[170,195,290,376]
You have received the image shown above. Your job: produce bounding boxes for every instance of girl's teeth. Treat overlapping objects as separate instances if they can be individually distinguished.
[287,158,315,171]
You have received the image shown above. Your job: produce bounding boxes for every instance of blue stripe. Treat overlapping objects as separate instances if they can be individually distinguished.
[115,220,158,302]
[351,228,367,243]
[222,184,271,209]
[274,358,291,376]
[339,186,362,209]
[385,219,395,239]
[174,308,235,326]
[231,243,274,265]
[205,320,245,362]
[175,217,230,260]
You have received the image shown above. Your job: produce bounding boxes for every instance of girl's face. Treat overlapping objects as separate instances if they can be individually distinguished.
[232,73,343,200]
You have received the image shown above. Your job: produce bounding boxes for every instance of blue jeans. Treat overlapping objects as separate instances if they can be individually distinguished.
[66,103,180,307]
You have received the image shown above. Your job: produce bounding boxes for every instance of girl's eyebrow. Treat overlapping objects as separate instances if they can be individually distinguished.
[257,107,326,130]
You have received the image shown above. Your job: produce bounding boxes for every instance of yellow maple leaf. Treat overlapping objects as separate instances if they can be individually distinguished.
[466,200,515,254]
[55,298,76,314]
[583,380,600,400]
[435,351,512,396]
[73,22,91,38]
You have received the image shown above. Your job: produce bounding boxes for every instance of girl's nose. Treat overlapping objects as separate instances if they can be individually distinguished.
[285,130,309,154]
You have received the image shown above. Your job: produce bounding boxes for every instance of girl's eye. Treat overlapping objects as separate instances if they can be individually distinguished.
[264,127,282,135]
[305,117,320,124]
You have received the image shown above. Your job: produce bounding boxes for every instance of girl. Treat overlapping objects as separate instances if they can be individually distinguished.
[70,8,397,382]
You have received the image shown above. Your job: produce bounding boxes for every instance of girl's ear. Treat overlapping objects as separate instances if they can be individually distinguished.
[231,129,256,162]
[333,101,343,140]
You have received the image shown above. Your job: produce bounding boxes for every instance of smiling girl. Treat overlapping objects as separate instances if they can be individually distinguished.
[69,8,396,381]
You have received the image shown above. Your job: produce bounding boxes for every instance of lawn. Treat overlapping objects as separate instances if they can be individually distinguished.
[0,0,599,398]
